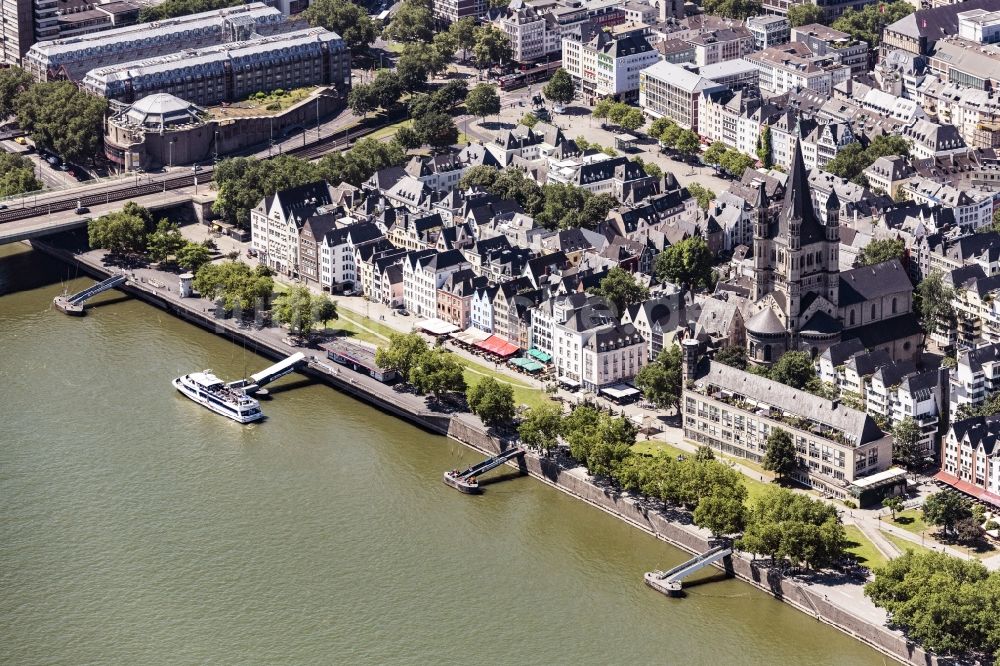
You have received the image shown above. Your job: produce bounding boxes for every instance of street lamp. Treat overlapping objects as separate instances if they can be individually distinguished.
[169,138,175,168]
[214,130,220,163]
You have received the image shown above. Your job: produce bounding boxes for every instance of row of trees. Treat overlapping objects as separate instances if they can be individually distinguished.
[138,0,239,21]
[856,238,905,266]
[831,1,914,47]
[703,141,756,179]
[87,203,214,273]
[594,98,645,133]
[213,136,411,227]
[0,68,107,165]
[459,165,618,230]
[193,261,275,313]
[865,551,999,661]
[737,484,845,569]
[649,117,700,160]
[374,333,467,398]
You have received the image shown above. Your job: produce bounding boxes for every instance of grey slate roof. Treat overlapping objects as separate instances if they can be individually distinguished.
[698,361,885,445]
[838,259,911,306]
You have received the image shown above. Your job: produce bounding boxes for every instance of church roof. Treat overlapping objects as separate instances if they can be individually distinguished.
[778,140,826,246]
[745,306,785,335]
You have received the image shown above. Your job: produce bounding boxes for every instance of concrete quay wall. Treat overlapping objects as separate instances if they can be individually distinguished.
[38,242,937,666]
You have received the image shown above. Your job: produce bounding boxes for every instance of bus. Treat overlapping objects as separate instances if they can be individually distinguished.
[498,60,562,90]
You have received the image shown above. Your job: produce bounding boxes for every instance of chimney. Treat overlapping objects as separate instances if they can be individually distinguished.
[682,338,699,383]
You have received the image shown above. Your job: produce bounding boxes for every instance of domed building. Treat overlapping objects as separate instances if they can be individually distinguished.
[105,94,207,171]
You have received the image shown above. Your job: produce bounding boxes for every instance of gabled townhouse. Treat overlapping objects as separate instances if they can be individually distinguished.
[863,155,916,198]
[694,294,747,351]
[553,296,647,389]
[316,221,384,292]
[471,284,499,333]
[817,338,866,389]
[523,251,570,289]
[384,175,433,213]
[900,119,968,160]
[901,177,994,233]
[356,239,404,302]
[841,349,893,406]
[622,290,685,359]
[603,186,698,242]
[864,359,918,426]
[403,249,472,318]
[941,415,1000,505]
[387,212,445,251]
[250,180,337,277]
[437,269,488,329]
[298,213,339,287]
[951,266,1000,346]
[491,277,534,343]
[372,251,407,307]
[561,26,659,100]
[891,369,946,460]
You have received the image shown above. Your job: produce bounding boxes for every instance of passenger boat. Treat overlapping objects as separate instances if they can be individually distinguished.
[172,371,263,423]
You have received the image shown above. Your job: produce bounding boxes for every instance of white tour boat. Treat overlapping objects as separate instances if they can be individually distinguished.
[172,371,263,423]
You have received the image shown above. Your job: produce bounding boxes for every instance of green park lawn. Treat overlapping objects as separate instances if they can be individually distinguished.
[843,525,888,570]
[367,119,412,142]
[883,531,935,557]
[889,509,929,535]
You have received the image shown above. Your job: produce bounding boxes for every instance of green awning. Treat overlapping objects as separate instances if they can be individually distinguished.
[527,348,552,363]
[510,358,544,372]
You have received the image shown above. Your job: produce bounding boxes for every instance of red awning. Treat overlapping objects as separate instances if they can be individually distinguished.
[475,335,519,358]
[934,471,1000,508]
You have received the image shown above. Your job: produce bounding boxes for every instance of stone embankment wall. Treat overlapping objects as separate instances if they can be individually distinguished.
[37,241,937,666]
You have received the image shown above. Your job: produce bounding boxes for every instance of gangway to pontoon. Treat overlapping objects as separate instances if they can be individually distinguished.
[644,545,734,596]
[54,274,126,315]
[443,447,525,494]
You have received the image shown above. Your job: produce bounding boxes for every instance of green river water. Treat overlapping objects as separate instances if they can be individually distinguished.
[0,243,885,664]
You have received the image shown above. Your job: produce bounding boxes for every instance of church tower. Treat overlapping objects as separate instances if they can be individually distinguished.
[824,188,840,306]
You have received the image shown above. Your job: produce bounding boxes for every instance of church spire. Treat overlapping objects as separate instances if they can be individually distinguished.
[784,138,811,223]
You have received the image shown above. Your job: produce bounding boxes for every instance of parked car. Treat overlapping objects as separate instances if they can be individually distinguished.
[0,204,8,210]
[554,105,566,114]
[46,156,60,167]
[75,206,89,214]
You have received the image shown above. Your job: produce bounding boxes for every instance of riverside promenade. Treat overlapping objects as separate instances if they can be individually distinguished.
[33,237,938,666]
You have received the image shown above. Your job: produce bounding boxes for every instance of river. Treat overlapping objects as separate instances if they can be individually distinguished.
[0,243,884,664]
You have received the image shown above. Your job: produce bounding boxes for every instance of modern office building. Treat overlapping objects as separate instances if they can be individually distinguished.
[682,357,893,499]
[0,0,33,65]
[746,14,790,51]
[433,0,487,23]
[25,3,284,81]
[791,23,868,76]
[81,27,350,106]
[638,60,726,133]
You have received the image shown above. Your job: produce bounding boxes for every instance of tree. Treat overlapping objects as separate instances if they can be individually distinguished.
[606,102,631,126]
[434,79,469,110]
[694,494,747,536]
[15,81,107,163]
[858,238,905,266]
[703,141,727,166]
[0,66,32,119]
[311,295,338,327]
[892,417,924,470]
[518,402,563,455]
[543,68,575,105]
[146,220,186,264]
[394,125,422,150]
[375,332,429,380]
[395,47,431,91]
[472,24,512,70]
[465,83,500,122]
[176,242,213,273]
[592,266,649,314]
[88,210,149,257]
[273,286,322,337]
[413,111,458,150]
[718,149,754,178]
[763,428,797,479]
[702,0,761,19]
[139,0,238,20]
[303,0,378,56]
[348,85,376,118]
[410,348,466,397]
[448,17,477,62]
[592,98,616,120]
[826,135,911,184]
[832,1,913,46]
[714,345,748,370]
[686,183,715,210]
[520,112,540,129]
[882,496,904,520]
[756,125,773,168]
[992,207,1000,233]
[383,0,434,43]
[617,108,644,132]
[369,70,403,111]
[466,376,515,427]
[655,236,714,289]
[432,31,458,64]
[634,345,683,411]
[674,129,700,158]
[193,262,273,313]
[769,351,816,390]
[212,155,321,228]
[915,271,955,334]
[0,152,42,198]
[922,491,972,536]
[865,551,997,659]
[787,3,824,26]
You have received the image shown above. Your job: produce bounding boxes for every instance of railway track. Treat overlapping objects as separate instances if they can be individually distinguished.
[0,113,402,226]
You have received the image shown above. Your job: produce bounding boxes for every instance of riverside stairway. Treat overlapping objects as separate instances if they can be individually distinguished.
[443,447,525,494]
[53,274,127,315]
[645,544,735,597]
